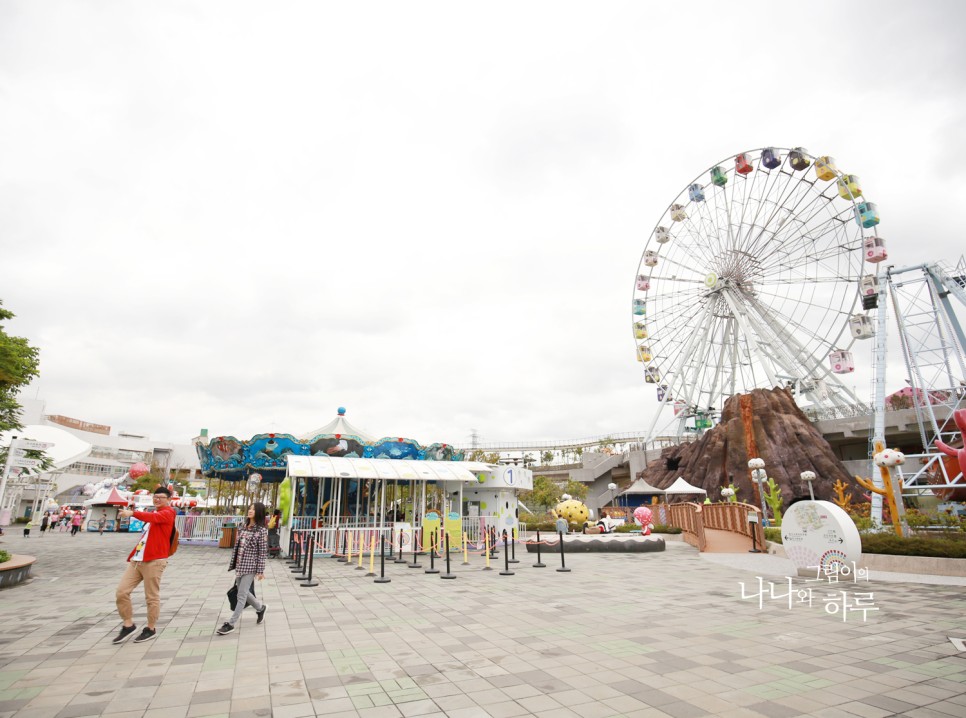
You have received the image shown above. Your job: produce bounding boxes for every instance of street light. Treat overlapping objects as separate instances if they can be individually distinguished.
[747,458,770,528]
[800,471,816,501]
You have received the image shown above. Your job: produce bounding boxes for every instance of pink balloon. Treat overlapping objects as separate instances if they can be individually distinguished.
[129,462,149,480]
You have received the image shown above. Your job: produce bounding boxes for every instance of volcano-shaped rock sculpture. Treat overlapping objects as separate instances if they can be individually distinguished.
[639,387,854,505]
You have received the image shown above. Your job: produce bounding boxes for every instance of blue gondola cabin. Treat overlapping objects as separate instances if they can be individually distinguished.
[735,153,754,175]
[688,183,705,202]
[633,299,646,316]
[855,202,880,228]
[761,148,781,169]
[789,147,810,171]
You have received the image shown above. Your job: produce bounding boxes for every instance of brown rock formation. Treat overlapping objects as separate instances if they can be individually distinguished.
[639,387,854,506]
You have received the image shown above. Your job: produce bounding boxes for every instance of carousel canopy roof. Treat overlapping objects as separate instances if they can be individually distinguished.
[665,476,707,494]
[287,455,494,482]
[299,407,375,442]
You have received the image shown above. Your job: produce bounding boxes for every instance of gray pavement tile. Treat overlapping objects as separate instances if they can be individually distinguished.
[2,534,965,718]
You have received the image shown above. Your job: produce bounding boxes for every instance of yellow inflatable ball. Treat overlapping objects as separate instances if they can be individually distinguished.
[555,499,589,526]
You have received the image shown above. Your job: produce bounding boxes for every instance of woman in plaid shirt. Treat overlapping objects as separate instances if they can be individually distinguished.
[218,502,268,634]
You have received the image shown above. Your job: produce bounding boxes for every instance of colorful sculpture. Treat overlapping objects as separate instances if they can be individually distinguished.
[633,506,653,536]
[935,409,966,478]
[764,478,783,526]
[855,444,906,536]
[129,462,149,480]
[552,498,589,528]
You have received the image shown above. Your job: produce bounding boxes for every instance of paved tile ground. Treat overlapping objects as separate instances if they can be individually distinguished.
[1,530,965,718]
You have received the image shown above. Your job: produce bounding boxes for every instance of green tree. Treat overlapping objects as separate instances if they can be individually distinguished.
[469,449,500,463]
[519,475,562,512]
[563,479,588,502]
[129,473,167,493]
[541,450,554,465]
[0,300,41,433]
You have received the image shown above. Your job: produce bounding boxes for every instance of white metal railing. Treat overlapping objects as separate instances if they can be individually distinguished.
[174,514,240,542]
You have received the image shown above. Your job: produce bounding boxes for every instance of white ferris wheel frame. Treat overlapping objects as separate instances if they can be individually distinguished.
[634,147,879,442]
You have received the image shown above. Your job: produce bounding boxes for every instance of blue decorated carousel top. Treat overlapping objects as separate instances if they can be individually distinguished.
[194,408,464,481]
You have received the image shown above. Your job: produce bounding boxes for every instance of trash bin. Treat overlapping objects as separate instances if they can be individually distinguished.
[219,524,237,549]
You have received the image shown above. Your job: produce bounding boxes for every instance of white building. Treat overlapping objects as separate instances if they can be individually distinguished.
[2,393,199,520]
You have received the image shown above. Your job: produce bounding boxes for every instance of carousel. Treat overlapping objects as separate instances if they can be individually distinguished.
[194,408,533,555]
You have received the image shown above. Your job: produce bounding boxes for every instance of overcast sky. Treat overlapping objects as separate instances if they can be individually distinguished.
[3,1,965,448]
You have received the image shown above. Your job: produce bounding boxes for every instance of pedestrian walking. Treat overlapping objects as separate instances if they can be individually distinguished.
[40,513,49,536]
[23,514,36,537]
[98,512,108,535]
[217,502,268,635]
[267,509,281,558]
[112,486,176,645]
[71,511,84,536]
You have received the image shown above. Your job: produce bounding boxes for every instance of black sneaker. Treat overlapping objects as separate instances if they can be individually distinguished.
[256,605,267,624]
[217,622,234,635]
[132,628,156,644]
[112,624,137,644]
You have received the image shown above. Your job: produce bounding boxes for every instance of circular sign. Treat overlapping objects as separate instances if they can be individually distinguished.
[781,500,862,575]
[704,272,718,289]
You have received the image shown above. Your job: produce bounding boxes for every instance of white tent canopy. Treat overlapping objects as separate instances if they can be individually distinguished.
[286,455,493,482]
[664,476,707,495]
[622,478,666,495]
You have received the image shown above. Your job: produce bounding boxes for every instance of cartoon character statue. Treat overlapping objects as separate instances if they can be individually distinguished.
[633,505,653,535]
[552,498,589,528]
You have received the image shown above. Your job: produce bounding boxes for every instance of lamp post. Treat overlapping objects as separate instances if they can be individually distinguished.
[607,482,618,510]
[800,471,816,501]
[747,458,769,528]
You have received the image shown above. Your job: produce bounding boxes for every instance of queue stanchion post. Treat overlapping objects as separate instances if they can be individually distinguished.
[295,532,312,580]
[482,529,492,571]
[374,534,391,584]
[533,529,546,568]
[408,529,422,569]
[331,528,341,559]
[356,531,366,570]
[287,529,301,566]
[292,531,308,573]
[462,532,470,565]
[394,528,408,564]
[286,525,296,562]
[345,532,354,566]
[556,530,571,572]
[425,530,440,574]
[338,529,349,563]
[508,527,519,564]
[441,532,456,579]
[499,530,514,576]
[300,534,319,587]
[366,533,377,577]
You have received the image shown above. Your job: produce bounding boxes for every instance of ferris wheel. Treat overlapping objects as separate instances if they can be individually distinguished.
[633,147,882,440]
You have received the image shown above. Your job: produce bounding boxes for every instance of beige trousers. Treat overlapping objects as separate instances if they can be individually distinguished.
[115,559,167,627]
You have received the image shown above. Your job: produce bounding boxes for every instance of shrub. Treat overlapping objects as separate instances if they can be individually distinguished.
[764,527,783,543]
[13,517,29,524]
[615,523,639,533]
[860,533,966,558]
[652,524,682,534]
[0,550,10,564]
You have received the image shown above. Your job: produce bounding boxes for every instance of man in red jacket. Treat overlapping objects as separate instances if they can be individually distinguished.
[112,485,175,644]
